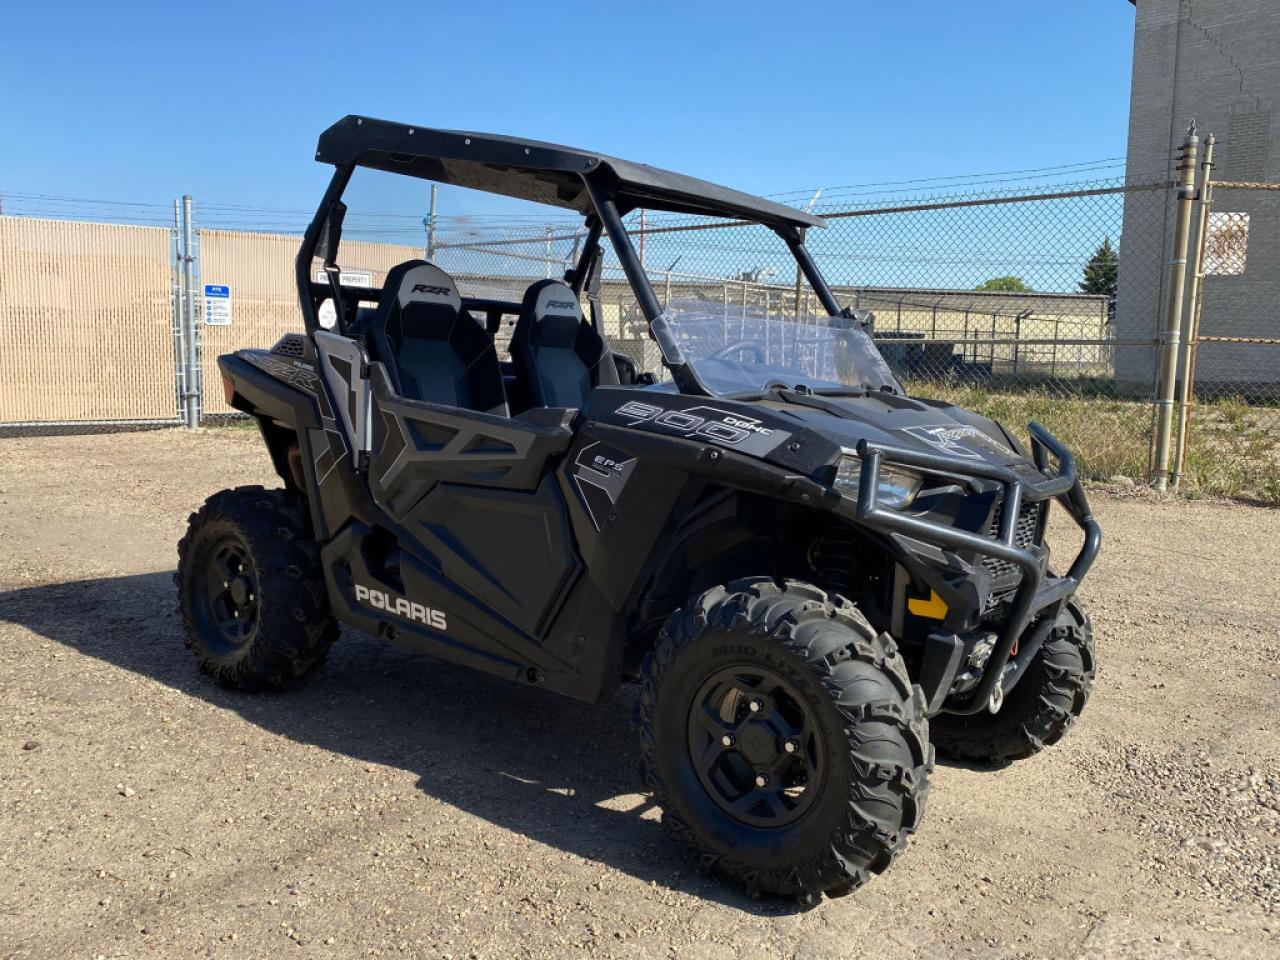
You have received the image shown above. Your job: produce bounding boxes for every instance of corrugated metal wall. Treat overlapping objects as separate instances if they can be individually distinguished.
[0,216,178,424]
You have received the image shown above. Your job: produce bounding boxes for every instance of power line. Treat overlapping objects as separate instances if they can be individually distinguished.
[760,157,1129,200]
[0,156,1142,238]
[0,191,172,209]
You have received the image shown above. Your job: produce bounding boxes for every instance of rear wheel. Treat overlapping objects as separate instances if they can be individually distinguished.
[637,578,932,903]
[930,598,1095,765]
[175,486,337,690]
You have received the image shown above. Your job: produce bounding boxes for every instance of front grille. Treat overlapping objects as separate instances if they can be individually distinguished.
[981,498,1043,583]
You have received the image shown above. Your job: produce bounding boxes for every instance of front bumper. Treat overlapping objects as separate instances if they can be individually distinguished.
[852,421,1101,716]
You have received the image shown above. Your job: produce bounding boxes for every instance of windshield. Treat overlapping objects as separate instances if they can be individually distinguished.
[656,299,902,397]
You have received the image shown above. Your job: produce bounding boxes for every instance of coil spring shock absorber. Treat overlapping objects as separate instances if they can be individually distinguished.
[808,526,862,597]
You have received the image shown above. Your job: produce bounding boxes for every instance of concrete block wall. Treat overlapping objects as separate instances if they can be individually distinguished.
[1116,0,1280,387]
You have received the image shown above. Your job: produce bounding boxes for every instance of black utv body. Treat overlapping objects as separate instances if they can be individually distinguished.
[178,117,1100,904]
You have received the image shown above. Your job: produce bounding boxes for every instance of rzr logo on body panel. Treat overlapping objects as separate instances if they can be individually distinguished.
[244,352,320,396]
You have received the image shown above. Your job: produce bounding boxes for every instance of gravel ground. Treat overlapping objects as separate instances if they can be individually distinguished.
[0,429,1277,960]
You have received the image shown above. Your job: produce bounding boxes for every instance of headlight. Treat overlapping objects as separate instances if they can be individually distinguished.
[832,455,923,509]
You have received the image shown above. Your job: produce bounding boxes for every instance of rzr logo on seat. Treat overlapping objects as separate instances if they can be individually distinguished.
[410,284,452,296]
[547,299,577,309]
[354,583,448,630]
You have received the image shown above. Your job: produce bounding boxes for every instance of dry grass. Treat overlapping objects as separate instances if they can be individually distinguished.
[909,384,1280,506]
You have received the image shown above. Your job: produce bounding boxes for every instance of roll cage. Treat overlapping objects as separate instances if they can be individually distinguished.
[295,116,842,397]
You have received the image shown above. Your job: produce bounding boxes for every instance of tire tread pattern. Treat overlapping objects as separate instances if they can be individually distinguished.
[175,485,338,690]
[636,577,933,901]
[931,599,1095,765]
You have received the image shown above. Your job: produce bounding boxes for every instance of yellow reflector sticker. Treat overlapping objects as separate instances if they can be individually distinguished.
[907,590,949,620]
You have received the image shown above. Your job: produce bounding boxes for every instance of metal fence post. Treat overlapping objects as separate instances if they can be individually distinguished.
[639,208,646,269]
[425,184,438,260]
[181,195,200,428]
[792,226,806,317]
[1171,132,1215,488]
[1151,124,1199,491]
[171,199,189,424]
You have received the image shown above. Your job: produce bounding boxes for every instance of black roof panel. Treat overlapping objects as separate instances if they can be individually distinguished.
[315,116,825,230]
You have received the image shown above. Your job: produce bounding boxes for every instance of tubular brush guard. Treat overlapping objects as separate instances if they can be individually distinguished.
[853,420,1101,715]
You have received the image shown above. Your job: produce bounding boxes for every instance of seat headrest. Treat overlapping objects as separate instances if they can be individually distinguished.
[392,261,462,311]
[527,280,582,323]
[517,280,580,347]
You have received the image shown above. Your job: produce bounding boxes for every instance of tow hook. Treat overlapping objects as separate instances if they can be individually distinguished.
[988,680,1005,715]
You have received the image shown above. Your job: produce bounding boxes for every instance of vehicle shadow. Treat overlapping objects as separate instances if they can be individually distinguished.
[0,572,807,916]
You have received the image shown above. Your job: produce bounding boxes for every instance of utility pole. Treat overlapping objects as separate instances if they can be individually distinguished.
[1151,123,1199,491]
[1172,132,1216,488]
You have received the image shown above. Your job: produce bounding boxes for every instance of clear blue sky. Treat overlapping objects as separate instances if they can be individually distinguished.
[0,0,1137,233]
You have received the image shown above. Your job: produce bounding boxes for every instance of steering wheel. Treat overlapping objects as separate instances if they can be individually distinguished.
[709,340,765,363]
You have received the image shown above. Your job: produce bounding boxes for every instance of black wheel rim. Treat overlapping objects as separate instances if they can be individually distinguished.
[687,664,826,828]
[194,538,260,656]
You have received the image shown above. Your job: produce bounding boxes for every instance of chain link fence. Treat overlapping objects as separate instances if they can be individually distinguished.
[0,216,180,428]
[1174,169,1280,500]
[435,177,1172,397]
[1188,184,1280,404]
[196,231,426,420]
[1,163,1275,502]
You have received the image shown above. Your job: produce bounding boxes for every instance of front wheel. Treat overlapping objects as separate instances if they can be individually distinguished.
[636,578,932,903]
[930,598,1095,765]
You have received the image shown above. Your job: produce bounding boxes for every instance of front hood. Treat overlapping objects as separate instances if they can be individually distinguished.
[761,392,1036,473]
[583,385,1042,482]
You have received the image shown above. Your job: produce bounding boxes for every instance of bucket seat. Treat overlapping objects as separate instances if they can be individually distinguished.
[510,279,618,410]
[361,260,507,415]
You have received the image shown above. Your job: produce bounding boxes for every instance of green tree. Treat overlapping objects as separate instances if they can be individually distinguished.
[975,276,1030,292]
[1078,236,1118,295]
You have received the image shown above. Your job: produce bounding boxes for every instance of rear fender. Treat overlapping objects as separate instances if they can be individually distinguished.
[217,351,329,525]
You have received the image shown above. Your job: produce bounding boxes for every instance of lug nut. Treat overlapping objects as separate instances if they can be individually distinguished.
[721,734,734,747]
[748,699,763,713]
[754,773,770,788]
[784,740,798,754]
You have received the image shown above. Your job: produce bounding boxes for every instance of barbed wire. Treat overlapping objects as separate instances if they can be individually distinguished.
[1,157,1161,238]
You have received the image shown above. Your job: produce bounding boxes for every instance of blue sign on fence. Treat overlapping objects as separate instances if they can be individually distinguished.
[203,284,232,325]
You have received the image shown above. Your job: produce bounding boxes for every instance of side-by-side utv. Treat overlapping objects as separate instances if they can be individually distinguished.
[177,116,1100,904]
